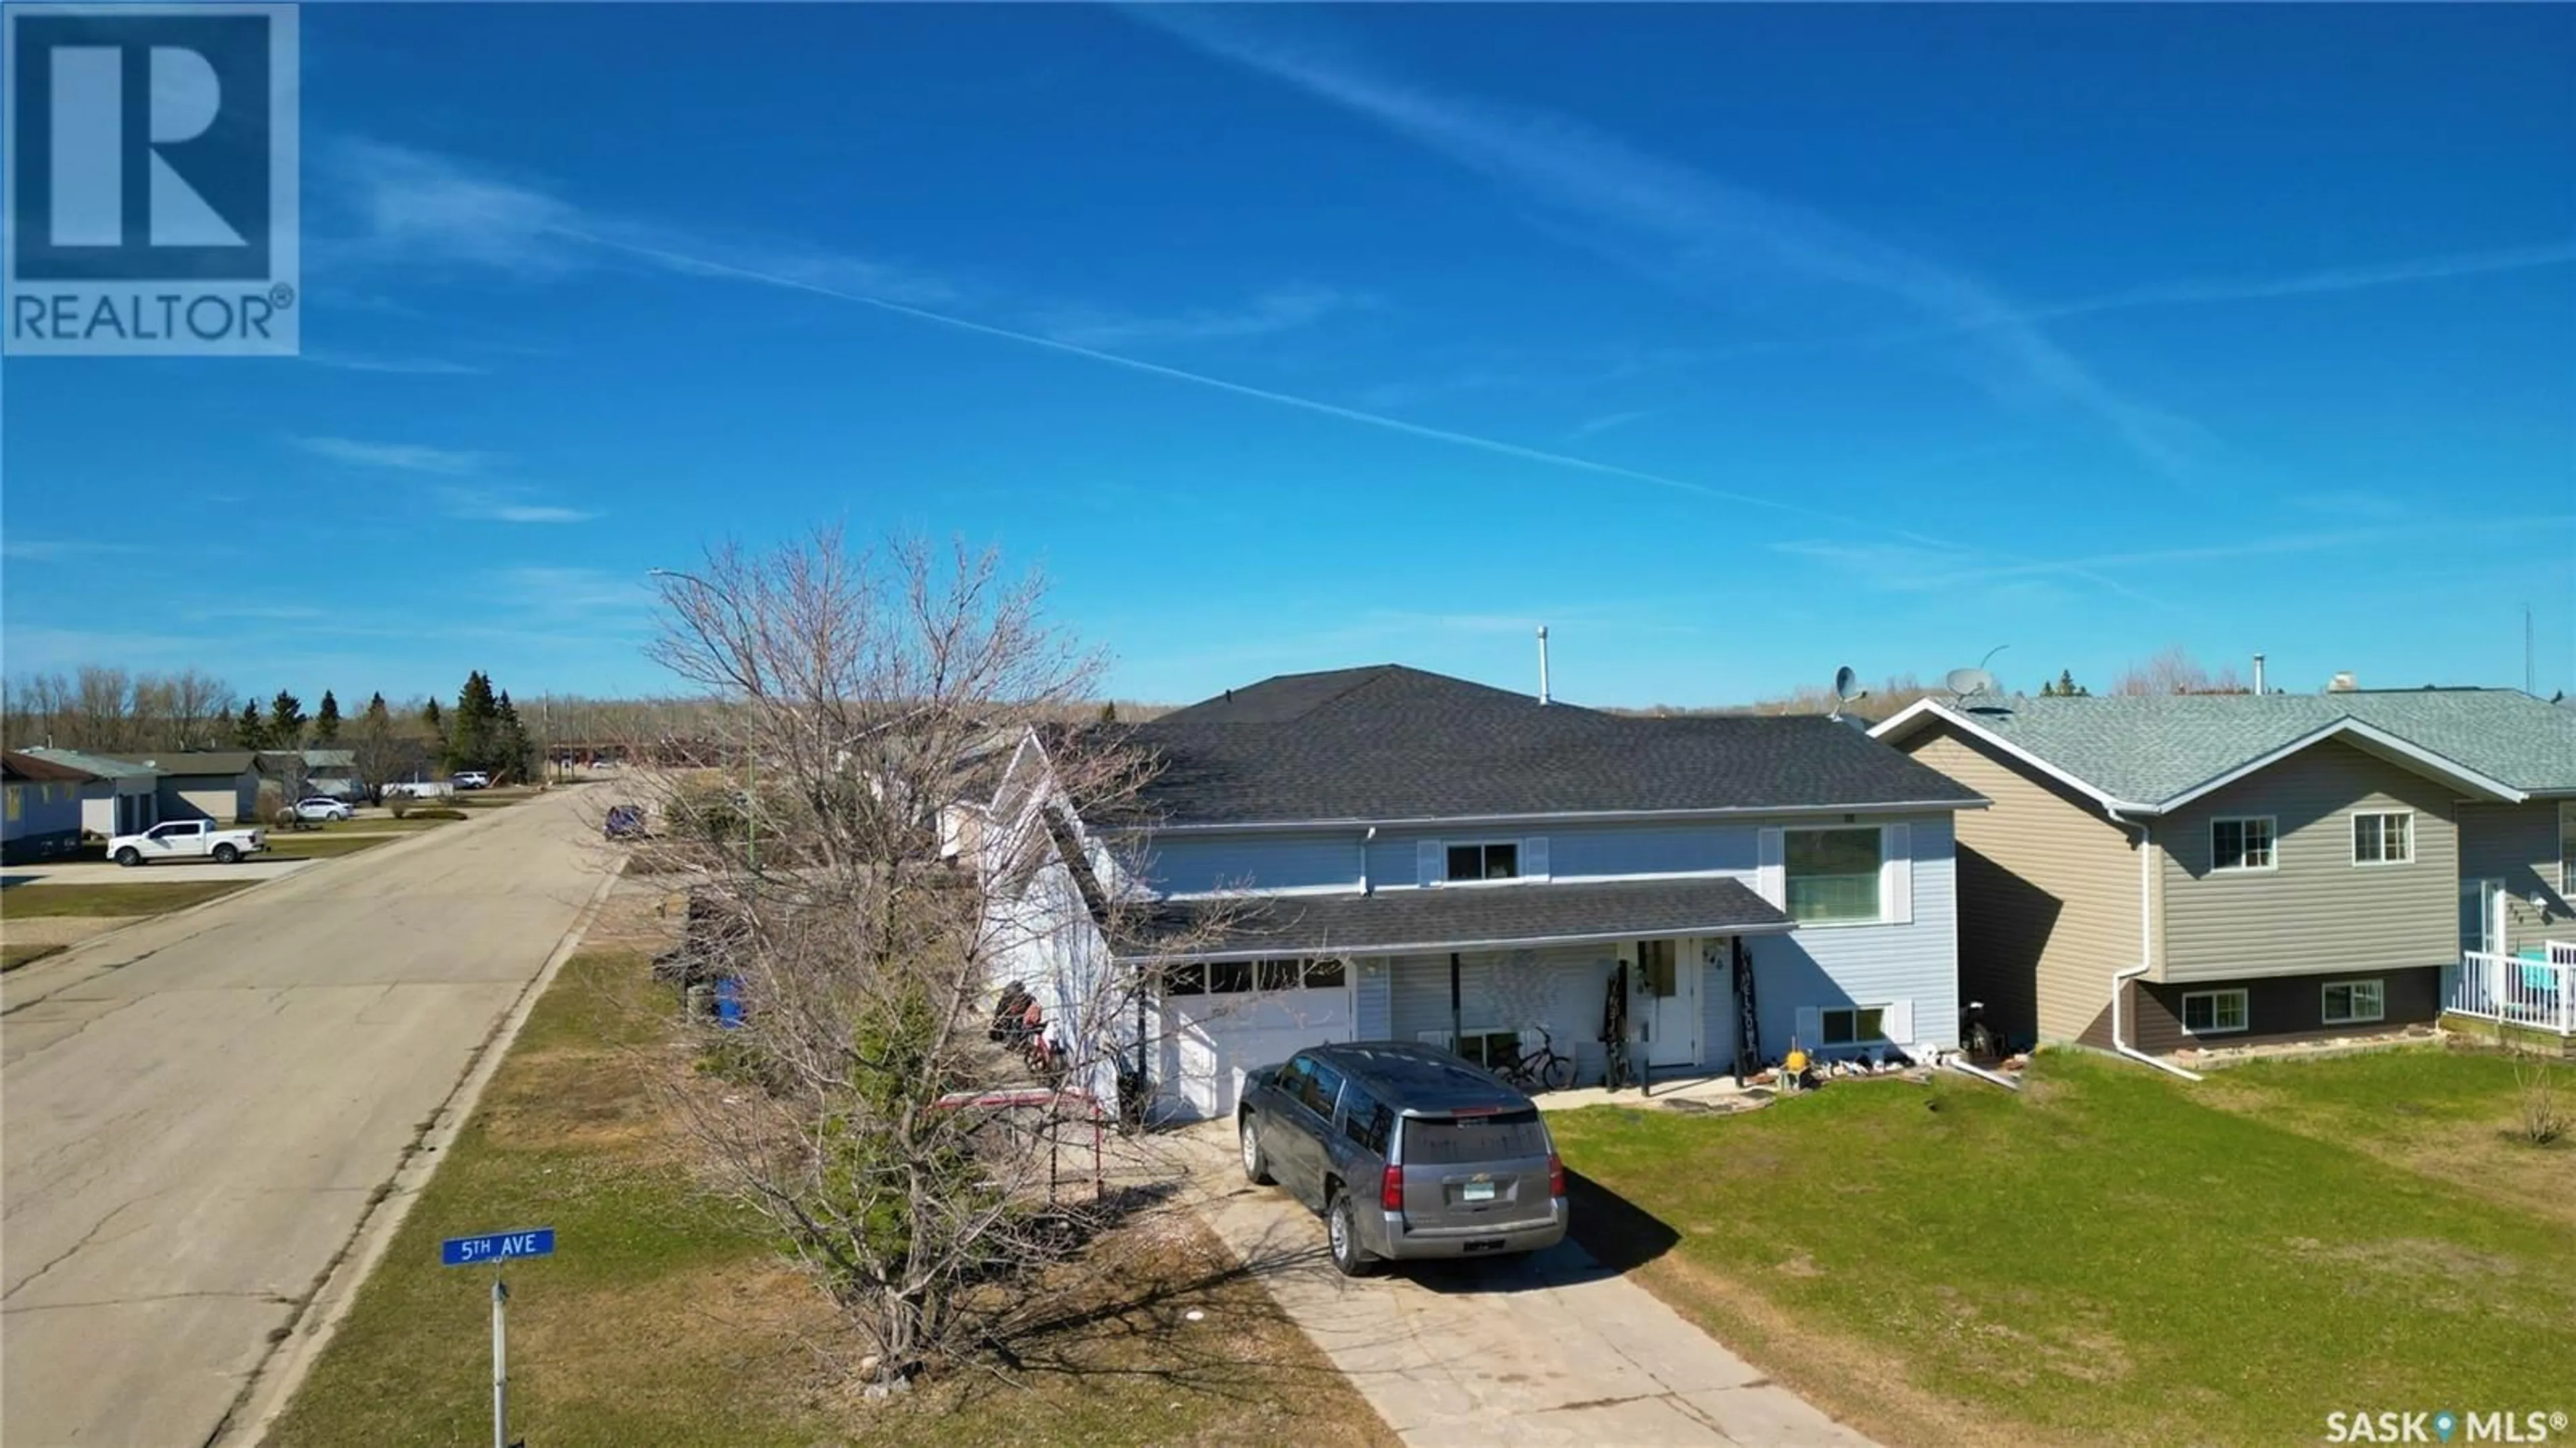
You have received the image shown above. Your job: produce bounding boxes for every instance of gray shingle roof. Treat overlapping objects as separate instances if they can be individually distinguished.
[1896,690,2576,805]
[19,747,158,780]
[1126,876,1791,960]
[1129,665,1982,825]
[107,750,267,776]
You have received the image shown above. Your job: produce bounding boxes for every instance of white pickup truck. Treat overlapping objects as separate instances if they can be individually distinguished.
[109,819,269,867]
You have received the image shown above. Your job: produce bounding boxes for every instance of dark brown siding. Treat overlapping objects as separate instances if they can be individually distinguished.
[2093,966,2443,1054]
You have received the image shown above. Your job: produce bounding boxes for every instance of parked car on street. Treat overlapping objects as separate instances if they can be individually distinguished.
[292,797,353,822]
[109,819,269,867]
[451,771,492,790]
[1236,1041,1568,1277]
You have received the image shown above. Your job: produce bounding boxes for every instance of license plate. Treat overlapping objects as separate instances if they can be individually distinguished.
[1461,1181,1496,1203]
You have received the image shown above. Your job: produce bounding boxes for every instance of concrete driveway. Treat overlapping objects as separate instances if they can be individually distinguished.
[1,789,614,1447]
[1181,1126,1877,1448]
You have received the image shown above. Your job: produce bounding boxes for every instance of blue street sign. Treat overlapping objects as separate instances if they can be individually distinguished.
[441,1229,555,1267]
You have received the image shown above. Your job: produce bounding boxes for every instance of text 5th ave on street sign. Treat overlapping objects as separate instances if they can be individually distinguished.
[441,1229,555,1267]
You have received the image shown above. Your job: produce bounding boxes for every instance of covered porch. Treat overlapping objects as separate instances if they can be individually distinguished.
[1130,876,1795,1117]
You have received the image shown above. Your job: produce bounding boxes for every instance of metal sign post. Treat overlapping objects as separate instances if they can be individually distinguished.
[442,1229,555,1448]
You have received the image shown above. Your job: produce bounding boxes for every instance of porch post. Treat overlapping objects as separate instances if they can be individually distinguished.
[1448,952,1462,1055]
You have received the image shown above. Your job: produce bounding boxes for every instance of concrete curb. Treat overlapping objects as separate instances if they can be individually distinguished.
[217,843,629,1447]
[1,796,541,1015]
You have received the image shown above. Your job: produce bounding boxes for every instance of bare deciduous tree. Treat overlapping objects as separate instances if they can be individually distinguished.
[627,528,1215,1389]
[2110,646,2248,696]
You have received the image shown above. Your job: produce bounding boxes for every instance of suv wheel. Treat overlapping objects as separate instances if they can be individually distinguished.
[1326,1191,1377,1278]
[113,847,140,868]
[1239,1115,1273,1185]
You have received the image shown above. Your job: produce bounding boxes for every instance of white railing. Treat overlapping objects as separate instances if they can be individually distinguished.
[2447,946,2576,1036]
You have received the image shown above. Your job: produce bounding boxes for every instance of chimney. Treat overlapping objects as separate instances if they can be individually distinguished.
[2328,671,2357,693]
[1536,626,1552,705]
[2251,653,2266,696]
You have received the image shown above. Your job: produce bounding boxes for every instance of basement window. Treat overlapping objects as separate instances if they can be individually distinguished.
[2321,979,2385,1026]
[2180,989,2249,1035]
[1820,1005,1888,1046]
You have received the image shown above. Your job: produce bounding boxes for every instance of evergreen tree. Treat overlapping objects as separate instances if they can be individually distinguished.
[446,671,502,774]
[494,690,535,783]
[268,690,307,749]
[313,690,342,745]
[1098,701,1118,723]
[2057,669,2088,698]
[232,700,267,750]
[2040,680,2056,697]
[421,697,445,743]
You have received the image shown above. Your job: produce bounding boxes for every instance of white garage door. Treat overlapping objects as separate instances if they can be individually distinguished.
[1161,959,1352,1119]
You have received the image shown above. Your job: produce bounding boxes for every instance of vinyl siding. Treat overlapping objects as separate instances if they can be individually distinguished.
[1143,829,1362,894]
[2157,740,2459,983]
[2457,800,2575,955]
[1898,725,2138,1046]
[1383,942,1729,1082]
[1744,812,1959,1056]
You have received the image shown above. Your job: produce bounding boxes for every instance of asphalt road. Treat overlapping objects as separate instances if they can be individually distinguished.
[1,790,612,1447]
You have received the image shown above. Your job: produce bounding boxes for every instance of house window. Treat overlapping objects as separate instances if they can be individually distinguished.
[1454,1027,1521,1072]
[1820,1005,1888,1045]
[2180,989,2250,1035]
[2210,817,2275,872]
[2351,812,2413,866]
[1445,841,1519,882]
[1303,958,1346,988]
[2560,804,2575,893]
[2321,979,2385,1026]
[1785,827,1882,923]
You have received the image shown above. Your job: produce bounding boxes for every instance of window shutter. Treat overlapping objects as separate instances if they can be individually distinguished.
[1883,998,1914,1045]
[1882,823,1913,925]
[1417,839,1444,886]
[1757,828,1786,909]
[1522,836,1550,880]
[1793,1005,1821,1049]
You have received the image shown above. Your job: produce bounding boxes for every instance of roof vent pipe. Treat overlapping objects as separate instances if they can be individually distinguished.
[2252,653,2266,696]
[1536,626,1552,705]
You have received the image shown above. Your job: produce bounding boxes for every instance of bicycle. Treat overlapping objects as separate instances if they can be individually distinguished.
[1498,1027,1578,1093]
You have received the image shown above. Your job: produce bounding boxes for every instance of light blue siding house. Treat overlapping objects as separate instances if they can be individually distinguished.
[975,666,1985,1119]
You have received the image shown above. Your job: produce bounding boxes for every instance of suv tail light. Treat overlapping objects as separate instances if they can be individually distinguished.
[1547,1152,1566,1198]
[1380,1163,1405,1213]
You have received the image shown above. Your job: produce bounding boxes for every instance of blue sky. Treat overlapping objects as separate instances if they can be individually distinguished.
[7,3,2574,709]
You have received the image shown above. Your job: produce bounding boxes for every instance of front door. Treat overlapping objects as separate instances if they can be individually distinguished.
[1633,938,1701,1072]
[2461,879,2503,955]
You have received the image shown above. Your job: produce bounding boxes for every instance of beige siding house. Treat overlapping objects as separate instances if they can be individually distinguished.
[1876,690,2576,1057]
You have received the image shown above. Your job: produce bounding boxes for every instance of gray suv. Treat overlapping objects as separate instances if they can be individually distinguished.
[1236,1041,1568,1276]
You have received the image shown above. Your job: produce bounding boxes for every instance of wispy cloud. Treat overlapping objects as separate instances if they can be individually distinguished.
[1037,286,1369,348]
[437,487,598,525]
[301,348,486,376]
[291,434,492,475]
[489,566,655,619]
[1997,240,2576,331]
[1131,10,2212,476]
[1,539,146,562]
[1567,409,1652,441]
[2290,490,2412,523]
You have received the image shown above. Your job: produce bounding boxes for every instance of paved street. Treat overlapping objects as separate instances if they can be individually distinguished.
[1,790,612,1447]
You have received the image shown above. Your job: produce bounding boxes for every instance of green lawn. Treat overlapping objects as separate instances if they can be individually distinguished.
[1552,1048,2576,1448]
[0,880,254,917]
[269,947,1393,1448]
[264,834,399,861]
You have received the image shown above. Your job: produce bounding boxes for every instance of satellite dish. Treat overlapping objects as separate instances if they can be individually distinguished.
[1827,664,1868,721]
[1945,667,1998,701]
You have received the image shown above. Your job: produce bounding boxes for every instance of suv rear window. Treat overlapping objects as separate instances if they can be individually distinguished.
[1399,1109,1548,1165]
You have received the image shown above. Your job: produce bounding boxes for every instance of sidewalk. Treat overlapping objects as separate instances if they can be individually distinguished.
[1175,1123,1879,1447]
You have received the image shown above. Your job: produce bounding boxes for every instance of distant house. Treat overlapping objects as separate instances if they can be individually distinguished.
[112,751,269,824]
[19,747,160,837]
[1872,690,2576,1055]
[258,748,362,801]
[3,751,97,862]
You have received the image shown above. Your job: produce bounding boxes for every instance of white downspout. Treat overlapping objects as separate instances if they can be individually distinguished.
[2106,805,2203,1082]
[1360,825,1377,896]
[1536,626,1552,706]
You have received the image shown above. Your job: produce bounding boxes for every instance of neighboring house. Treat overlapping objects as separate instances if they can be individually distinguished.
[3,751,97,863]
[976,665,1985,1119]
[111,751,269,823]
[19,747,160,837]
[258,748,361,800]
[1872,689,2576,1055]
